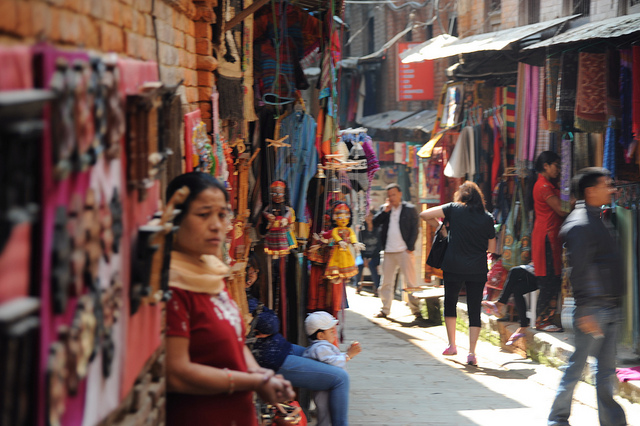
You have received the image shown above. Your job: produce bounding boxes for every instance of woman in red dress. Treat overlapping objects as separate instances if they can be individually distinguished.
[531,151,568,331]
[164,172,295,426]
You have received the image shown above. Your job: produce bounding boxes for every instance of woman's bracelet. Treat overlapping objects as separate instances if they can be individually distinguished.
[223,368,235,395]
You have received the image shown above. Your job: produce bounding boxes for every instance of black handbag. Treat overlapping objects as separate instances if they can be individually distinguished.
[426,222,448,269]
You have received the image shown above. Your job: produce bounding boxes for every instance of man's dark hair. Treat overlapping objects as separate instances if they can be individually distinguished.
[166,172,229,225]
[385,183,401,192]
[572,167,610,200]
[535,151,560,173]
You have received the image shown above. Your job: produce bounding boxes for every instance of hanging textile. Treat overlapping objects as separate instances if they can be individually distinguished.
[242,0,258,122]
[218,0,245,121]
[504,86,517,167]
[606,48,621,124]
[616,206,635,346]
[604,117,617,175]
[275,110,318,223]
[0,46,33,91]
[632,46,640,146]
[620,49,634,151]
[556,51,579,131]
[537,66,550,158]
[528,65,540,163]
[574,52,607,133]
[515,62,527,165]
[560,134,572,212]
[545,57,561,131]
[573,132,590,173]
[444,126,475,179]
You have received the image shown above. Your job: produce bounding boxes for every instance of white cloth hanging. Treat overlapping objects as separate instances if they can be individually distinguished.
[444,126,475,178]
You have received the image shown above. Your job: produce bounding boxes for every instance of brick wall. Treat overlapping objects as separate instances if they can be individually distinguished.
[540,0,563,21]
[0,0,217,128]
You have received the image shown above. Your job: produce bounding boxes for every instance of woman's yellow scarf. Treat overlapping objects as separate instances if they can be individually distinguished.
[169,251,230,295]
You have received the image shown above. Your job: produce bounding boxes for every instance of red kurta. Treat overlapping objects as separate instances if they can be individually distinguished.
[166,288,257,426]
[532,174,563,277]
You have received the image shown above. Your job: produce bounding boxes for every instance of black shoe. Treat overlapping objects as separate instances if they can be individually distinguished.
[374,311,387,319]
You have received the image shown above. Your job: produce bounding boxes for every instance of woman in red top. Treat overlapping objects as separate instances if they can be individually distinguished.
[165,172,295,426]
[532,151,568,331]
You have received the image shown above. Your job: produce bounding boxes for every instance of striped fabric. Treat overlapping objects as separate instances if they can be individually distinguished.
[537,66,551,158]
[504,85,517,168]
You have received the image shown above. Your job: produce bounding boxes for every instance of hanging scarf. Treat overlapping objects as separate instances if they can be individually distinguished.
[504,85,517,168]
[604,117,617,175]
[575,52,607,133]
[545,57,561,131]
[515,62,527,166]
[632,46,640,145]
[606,49,621,125]
[528,65,540,164]
[620,49,633,150]
[556,51,578,131]
[169,251,230,294]
[560,135,572,212]
[574,132,590,173]
[537,66,550,158]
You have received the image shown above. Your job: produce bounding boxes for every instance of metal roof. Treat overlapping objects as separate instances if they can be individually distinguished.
[407,15,579,61]
[391,109,438,134]
[400,34,459,63]
[524,13,640,50]
[358,110,417,131]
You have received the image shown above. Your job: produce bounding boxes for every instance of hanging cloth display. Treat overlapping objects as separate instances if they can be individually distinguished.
[537,66,550,158]
[545,57,561,131]
[574,52,607,133]
[560,133,573,212]
[556,51,579,131]
[632,46,640,148]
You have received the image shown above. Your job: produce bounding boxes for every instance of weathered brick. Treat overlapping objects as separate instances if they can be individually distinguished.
[0,0,18,33]
[132,9,145,34]
[139,36,156,61]
[193,3,215,23]
[198,101,212,118]
[197,70,214,87]
[144,14,154,37]
[202,118,212,133]
[173,9,189,32]
[155,19,174,43]
[185,86,199,103]
[154,0,172,21]
[185,68,198,86]
[136,0,152,14]
[159,42,179,66]
[122,3,134,29]
[30,1,49,37]
[60,11,82,43]
[195,37,211,55]
[174,29,184,48]
[111,1,123,26]
[197,86,212,100]
[101,21,125,52]
[49,8,63,40]
[15,0,33,37]
[125,31,140,57]
[185,33,196,53]
[79,15,99,48]
[194,21,211,39]
[196,54,217,71]
[89,0,102,18]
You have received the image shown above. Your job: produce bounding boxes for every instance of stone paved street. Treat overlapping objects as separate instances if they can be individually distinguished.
[328,286,640,426]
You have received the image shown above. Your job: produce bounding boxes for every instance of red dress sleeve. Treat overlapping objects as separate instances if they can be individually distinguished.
[537,182,558,202]
[166,288,191,338]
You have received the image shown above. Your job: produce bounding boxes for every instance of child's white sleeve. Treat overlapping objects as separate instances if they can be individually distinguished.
[307,343,347,369]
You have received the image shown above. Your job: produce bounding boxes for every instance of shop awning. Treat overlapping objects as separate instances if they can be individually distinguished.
[523,12,640,50]
[402,15,579,62]
[400,34,459,63]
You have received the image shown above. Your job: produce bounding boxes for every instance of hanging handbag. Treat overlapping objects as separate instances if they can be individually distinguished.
[426,221,448,269]
[501,182,521,270]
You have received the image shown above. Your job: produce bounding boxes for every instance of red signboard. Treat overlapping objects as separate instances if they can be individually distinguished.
[397,42,434,102]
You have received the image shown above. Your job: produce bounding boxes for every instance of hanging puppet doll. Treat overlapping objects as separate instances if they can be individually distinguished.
[323,202,364,316]
[262,180,297,259]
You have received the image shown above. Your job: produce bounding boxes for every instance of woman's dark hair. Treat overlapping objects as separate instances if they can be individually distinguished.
[166,172,229,225]
[330,202,352,227]
[572,167,610,200]
[454,181,486,213]
[535,151,561,173]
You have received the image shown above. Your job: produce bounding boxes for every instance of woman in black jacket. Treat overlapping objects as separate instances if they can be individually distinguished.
[420,181,496,366]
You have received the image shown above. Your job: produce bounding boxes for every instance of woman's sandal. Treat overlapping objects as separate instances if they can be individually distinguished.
[481,300,504,318]
[536,324,563,332]
[505,332,526,346]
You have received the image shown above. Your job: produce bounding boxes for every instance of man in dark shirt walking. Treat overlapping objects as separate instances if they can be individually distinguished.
[548,168,627,426]
[372,183,421,320]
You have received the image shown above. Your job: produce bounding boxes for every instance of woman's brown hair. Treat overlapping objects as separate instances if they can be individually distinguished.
[454,181,486,213]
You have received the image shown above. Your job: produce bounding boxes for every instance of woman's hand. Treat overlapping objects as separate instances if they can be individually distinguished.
[255,374,295,404]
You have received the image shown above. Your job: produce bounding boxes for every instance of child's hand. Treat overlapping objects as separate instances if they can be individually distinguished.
[347,341,361,359]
